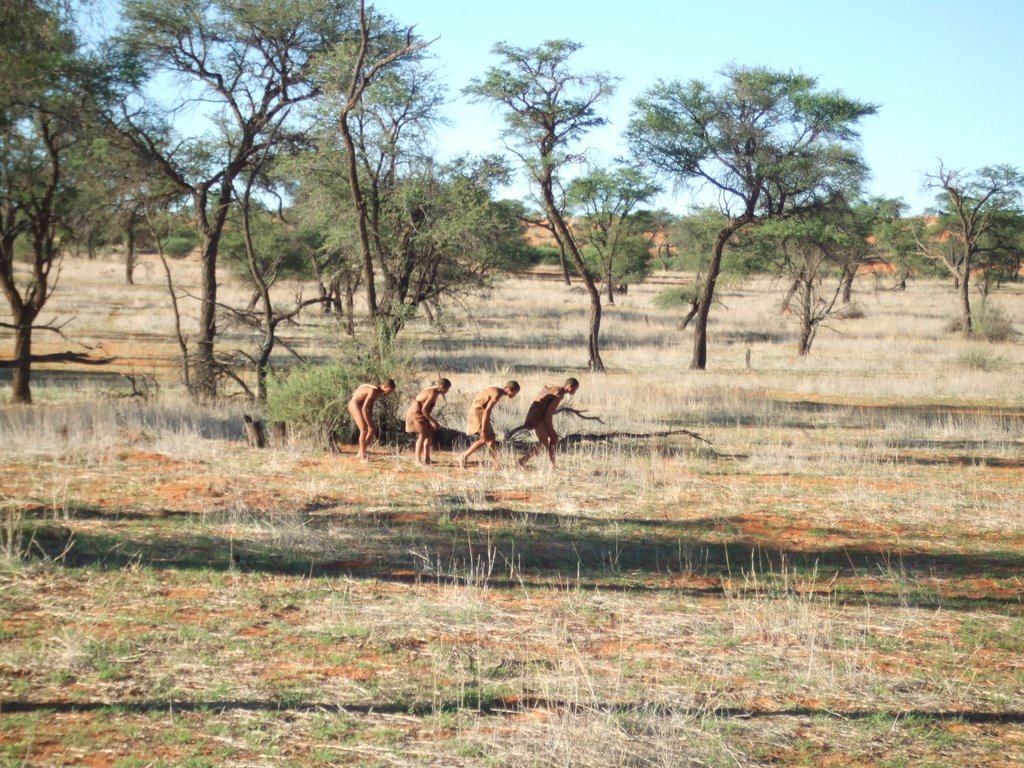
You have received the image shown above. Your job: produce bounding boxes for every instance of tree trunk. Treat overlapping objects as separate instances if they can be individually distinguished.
[959,266,973,337]
[558,241,571,285]
[243,415,267,448]
[691,222,741,370]
[798,278,814,355]
[840,267,855,303]
[339,113,378,320]
[125,225,137,286]
[586,280,604,371]
[541,182,604,371]
[193,243,219,399]
[11,313,33,405]
[344,282,355,336]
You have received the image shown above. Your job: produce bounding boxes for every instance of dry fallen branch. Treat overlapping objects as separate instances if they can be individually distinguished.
[504,407,710,446]
[560,428,712,446]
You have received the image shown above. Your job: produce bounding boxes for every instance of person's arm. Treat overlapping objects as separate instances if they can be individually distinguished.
[423,394,441,429]
[362,390,378,425]
[480,396,499,431]
[545,394,562,436]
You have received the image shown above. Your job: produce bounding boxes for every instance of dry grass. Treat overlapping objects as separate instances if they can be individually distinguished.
[1,255,1024,766]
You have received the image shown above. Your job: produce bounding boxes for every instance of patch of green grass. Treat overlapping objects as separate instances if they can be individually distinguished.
[960,617,1024,653]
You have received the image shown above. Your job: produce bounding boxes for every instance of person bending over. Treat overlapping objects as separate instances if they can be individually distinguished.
[405,378,451,465]
[459,381,520,469]
[347,379,395,461]
[518,377,579,469]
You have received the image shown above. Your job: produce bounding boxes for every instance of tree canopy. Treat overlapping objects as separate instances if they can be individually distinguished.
[628,64,878,369]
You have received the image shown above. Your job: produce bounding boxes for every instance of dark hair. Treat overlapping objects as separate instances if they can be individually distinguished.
[382,378,396,390]
[435,377,452,390]
[505,380,521,393]
[564,377,580,390]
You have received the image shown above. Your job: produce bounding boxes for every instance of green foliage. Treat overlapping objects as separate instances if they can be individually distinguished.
[264,326,416,445]
[953,348,1005,372]
[947,301,1018,342]
[653,285,699,312]
[522,245,561,267]
[973,301,1018,342]
[264,363,354,442]
[219,214,312,281]
[163,236,198,257]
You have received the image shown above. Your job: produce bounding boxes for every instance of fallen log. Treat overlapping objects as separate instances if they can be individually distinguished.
[504,406,711,446]
[560,428,712,446]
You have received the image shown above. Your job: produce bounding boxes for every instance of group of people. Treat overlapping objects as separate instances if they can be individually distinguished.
[346,377,581,468]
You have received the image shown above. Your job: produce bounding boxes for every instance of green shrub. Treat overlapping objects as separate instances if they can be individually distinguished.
[653,285,699,312]
[264,328,416,447]
[163,236,198,257]
[955,349,1005,372]
[973,301,1017,342]
[946,301,1017,342]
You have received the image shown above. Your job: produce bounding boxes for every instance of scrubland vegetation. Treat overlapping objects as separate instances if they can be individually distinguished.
[2,256,1023,767]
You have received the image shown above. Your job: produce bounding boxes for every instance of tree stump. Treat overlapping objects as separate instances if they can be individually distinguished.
[243,415,267,448]
[270,421,288,448]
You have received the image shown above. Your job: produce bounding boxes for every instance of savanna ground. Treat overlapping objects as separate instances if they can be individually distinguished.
[1,254,1023,767]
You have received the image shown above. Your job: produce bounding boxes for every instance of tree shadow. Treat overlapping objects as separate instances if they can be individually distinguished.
[3,696,1023,726]
[23,500,1024,613]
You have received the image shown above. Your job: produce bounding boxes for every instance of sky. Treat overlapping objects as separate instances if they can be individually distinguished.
[372,0,1024,215]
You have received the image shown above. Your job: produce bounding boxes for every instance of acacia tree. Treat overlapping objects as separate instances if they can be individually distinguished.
[567,164,661,304]
[916,162,1023,336]
[115,0,361,399]
[0,0,115,403]
[761,211,870,355]
[312,43,519,342]
[325,0,434,323]
[465,39,618,372]
[628,64,876,369]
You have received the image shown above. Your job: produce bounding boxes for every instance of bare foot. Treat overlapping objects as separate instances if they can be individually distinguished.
[458,454,467,469]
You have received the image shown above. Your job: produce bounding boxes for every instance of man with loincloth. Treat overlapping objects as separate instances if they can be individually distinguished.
[518,377,580,469]
[405,378,451,465]
[459,381,520,468]
[347,379,395,461]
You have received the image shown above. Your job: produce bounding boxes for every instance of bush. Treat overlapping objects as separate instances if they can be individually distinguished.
[973,301,1017,342]
[946,301,1018,342]
[163,236,198,257]
[264,328,416,448]
[265,363,359,445]
[955,349,1005,372]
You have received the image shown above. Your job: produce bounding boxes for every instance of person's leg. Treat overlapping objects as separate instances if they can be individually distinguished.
[486,438,501,468]
[349,403,369,459]
[518,424,548,467]
[422,427,434,465]
[545,421,559,466]
[460,435,483,468]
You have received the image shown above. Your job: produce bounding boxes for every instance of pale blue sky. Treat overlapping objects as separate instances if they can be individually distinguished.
[375,0,1024,214]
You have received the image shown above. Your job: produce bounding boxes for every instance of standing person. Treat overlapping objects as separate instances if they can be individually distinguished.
[347,379,395,461]
[519,377,580,469]
[459,381,520,469]
[405,378,451,465]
